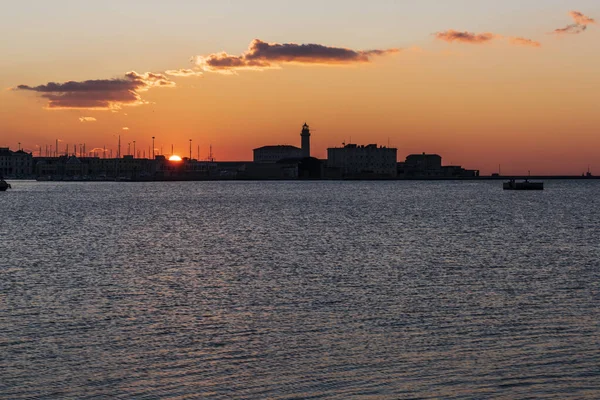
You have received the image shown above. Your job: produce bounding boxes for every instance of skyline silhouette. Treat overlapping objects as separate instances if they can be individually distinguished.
[0,2,598,175]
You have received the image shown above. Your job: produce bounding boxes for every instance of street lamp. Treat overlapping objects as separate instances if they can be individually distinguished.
[152,136,155,159]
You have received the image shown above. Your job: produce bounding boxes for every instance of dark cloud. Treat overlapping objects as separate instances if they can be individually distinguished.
[15,71,175,110]
[194,39,400,72]
[435,30,497,44]
[553,10,595,35]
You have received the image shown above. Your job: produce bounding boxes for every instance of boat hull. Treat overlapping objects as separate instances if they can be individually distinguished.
[503,181,544,190]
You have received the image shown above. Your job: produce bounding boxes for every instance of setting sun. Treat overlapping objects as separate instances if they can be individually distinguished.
[169,155,182,162]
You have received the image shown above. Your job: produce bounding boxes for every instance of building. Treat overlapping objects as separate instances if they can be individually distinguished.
[397,153,479,178]
[253,123,312,163]
[253,145,303,163]
[327,144,397,178]
[0,147,33,177]
[301,123,311,158]
[406,153,442,172]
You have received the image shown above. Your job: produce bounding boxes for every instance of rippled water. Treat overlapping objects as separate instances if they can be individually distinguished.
[1,181,599,399]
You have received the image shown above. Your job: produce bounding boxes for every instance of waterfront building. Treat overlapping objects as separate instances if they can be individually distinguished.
[327,144,397,178]
[397,153,479,178]
[0,147,33,178]
[253,145,303,163]
[406,153,442,171]
[301,123,311,158]
[253,123,312,163]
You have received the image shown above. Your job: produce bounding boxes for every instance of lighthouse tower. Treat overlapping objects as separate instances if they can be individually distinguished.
[301,123,311,158]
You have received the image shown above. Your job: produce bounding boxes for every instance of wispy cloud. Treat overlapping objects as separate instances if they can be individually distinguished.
[14,71,175,110]
[553,10,596,35]
[570,10,596,26]
[435,30,497,44]
[165,68,204,77]
[193,39,400,73]
[436,30,541,48]
[508,37,542,48]
[79,116,97,122]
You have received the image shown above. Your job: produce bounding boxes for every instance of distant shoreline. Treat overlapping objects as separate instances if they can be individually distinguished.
[3,176,599,182]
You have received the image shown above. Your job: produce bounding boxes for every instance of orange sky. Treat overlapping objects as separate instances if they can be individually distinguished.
[1,3,599,175]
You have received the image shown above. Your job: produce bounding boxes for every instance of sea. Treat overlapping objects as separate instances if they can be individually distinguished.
[1,180,599,399]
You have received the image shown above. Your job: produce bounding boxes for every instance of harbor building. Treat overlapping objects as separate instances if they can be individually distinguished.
[253,145,303,163]
[327,144,397,178]
[0,147,33,178]
[253,123,312,163]
[397,153,479,178]
[301,123,311,158]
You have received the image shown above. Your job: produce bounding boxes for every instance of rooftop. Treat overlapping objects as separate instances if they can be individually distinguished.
[254,145,301,151]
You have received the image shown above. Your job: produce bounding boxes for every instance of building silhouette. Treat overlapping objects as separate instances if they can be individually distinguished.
[0,147,33,178]
[327,144,397,178]
[301,123,311,158]
[253,123,313,163]
[253,145,303,163]
[397,153,479,178]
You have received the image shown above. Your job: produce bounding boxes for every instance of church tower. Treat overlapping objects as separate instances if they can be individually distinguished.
[301,123,311,158]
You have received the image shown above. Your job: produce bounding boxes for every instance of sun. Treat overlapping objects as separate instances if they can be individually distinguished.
[169,155,182,162]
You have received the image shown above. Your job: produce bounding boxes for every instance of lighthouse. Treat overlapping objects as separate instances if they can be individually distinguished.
[301,123,311,158]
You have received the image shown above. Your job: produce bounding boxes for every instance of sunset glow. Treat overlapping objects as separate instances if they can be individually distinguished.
[1,2,599,175]
[169,155,182,162]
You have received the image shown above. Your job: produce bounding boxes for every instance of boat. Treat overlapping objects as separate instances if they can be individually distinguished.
[0,178,11,191]
[503,179,543,191]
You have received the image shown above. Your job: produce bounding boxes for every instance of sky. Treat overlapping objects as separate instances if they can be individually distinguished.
[1,0,599,175]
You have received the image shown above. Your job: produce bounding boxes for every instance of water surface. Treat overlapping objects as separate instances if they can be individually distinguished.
[1,181,599,399]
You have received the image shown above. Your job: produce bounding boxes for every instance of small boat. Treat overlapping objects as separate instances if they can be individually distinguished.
[0,178,11,191]
[503,179,543,191]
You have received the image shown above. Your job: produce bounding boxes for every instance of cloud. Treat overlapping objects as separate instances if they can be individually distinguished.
[79,116,97,122]
[435,30,498,44]
[193,39,400,72]
[508,37,542,47]
[553,10,596,35]
[570,10,596,26]
[554,24,588,35]
[165,68,203,77]
[14,71,175,110]
[436,30,541,48]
